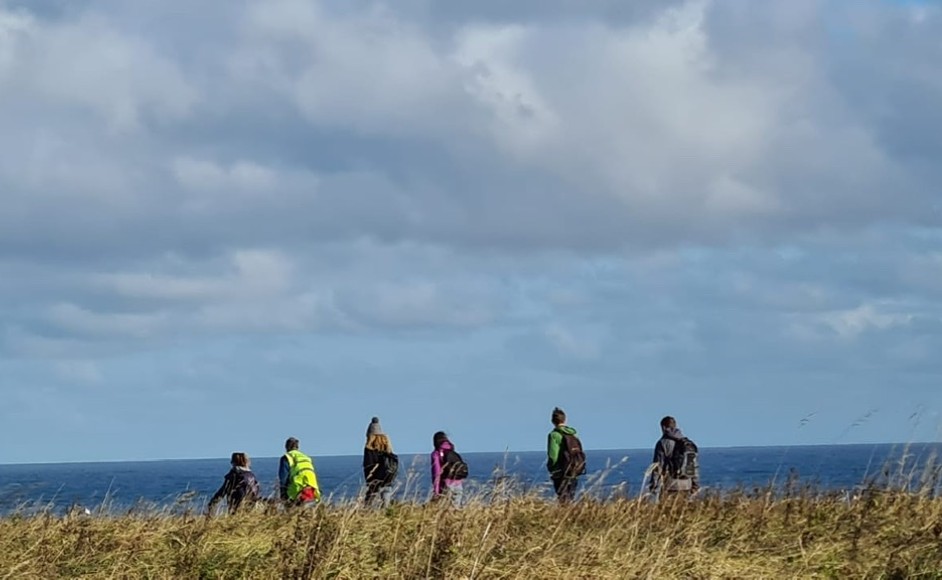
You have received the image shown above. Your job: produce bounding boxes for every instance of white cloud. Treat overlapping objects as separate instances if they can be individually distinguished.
[337,280,496,329]
[543,323,602,361]
[172,157,279,194]
[0,9,30,77]
[235,0,467,136]
[46,303,169,339]
[0,9,198,130]
[824,304,913,339]
[454,25,560,156]
[0,0,940,374]
[54,360,103,385]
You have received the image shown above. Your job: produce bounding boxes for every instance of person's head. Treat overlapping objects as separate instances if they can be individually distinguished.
[660,416,677,432]
[433,431,449,449]
[366,416,384,439]
[285,437,299,452]
[366,433,393,453]
[551,407,567,426]
[230,452,250,468]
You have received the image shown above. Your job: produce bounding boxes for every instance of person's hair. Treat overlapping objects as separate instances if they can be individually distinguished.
[366,433,393,453]
[433,431,449,449]
[552,407,566,426]
[230,452,250,468]
[285,437,299,451]
[660,416,676,430]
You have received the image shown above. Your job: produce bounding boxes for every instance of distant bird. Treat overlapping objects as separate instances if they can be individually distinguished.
[851,409,878,428]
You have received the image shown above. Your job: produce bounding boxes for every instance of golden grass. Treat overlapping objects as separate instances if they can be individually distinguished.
[2,488,942,579]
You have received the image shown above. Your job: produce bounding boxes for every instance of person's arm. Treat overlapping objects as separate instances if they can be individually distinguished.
[207,472,233,514]
[278,455,290,500]
[691,452,700,492]
[430,450,442,496]
[650,441,665,491]
[363,448,371,481]
[547,431,561,474]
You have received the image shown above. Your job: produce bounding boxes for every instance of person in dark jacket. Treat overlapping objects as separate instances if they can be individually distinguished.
[363,417,396,505]
[207,452,261,515]
[650,416,700,495]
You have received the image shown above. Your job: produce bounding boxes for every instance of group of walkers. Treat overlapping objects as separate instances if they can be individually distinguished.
[207,409,700,515]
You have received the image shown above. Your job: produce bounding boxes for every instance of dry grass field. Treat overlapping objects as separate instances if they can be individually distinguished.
[2,485,942,579]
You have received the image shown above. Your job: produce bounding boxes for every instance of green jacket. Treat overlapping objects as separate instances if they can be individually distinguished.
[547,425,578,474]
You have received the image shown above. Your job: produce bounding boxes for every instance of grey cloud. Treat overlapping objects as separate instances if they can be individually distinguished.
[1,0,941,368]
[0,10,197,130]
[1,0,940,274]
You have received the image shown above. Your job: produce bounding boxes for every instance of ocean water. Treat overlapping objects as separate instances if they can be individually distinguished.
[1,443,939,514]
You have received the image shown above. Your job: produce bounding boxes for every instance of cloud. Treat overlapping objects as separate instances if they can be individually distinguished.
[46,303,169,339]
[823,303,913,340]
[2,0,940,264]
[0,9,198,130]
[542,323,602,362]
[53,359,103,386]
[1,0,942,460]
[172,157,281,195]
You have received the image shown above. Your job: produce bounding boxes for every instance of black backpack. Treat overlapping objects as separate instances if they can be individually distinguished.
[558,432,587,477]
[381,452,399,485]
[667,437,699,480]
[441,448,469,480]
[232,469,260,504]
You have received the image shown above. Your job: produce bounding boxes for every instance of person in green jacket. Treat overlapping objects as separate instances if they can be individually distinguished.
[546,407,586,504]
[279,437,321,505]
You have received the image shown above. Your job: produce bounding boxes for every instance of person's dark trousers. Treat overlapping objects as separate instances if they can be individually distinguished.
[364,481,389,506]
[552,476,578,504]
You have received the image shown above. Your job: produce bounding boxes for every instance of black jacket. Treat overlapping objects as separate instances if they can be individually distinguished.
[208,466,260,513]
[363,448,393,486]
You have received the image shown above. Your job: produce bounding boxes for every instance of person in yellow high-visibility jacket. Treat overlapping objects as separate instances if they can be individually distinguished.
[279,437,321,504]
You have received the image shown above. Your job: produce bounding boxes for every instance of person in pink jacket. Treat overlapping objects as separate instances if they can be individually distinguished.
[430,431,465,505]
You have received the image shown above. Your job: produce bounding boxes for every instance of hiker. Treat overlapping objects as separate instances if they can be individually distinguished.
[431,431,467,505]
[650,416,700,496]
[546,407,586,504]
[363,417,398,506]
[207,452,261,515]
[279,437,321,505]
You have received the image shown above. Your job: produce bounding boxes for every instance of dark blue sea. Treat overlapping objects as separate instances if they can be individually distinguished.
[1,444,940,515]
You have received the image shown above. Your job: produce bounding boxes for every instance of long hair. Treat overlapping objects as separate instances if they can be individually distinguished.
[230,452,250,468]
[366,433,393,453]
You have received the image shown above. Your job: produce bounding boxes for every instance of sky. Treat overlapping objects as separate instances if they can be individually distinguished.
[1,0,941,463]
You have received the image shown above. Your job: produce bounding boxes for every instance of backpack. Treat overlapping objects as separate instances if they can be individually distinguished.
[381,452,399,485]
[231,469,260,505]
[441,448,469,480]
[557,432,587,477]
[667,437,699,481]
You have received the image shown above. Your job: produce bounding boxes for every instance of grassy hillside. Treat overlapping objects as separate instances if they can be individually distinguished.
[2,489,941,579]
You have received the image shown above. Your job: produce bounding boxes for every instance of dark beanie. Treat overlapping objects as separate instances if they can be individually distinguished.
[366,417,384,437]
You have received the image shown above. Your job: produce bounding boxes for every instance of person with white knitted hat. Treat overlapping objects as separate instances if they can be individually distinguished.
[363,417,397,505]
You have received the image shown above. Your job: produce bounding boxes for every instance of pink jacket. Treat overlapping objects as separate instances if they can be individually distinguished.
[430,440,462,495]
